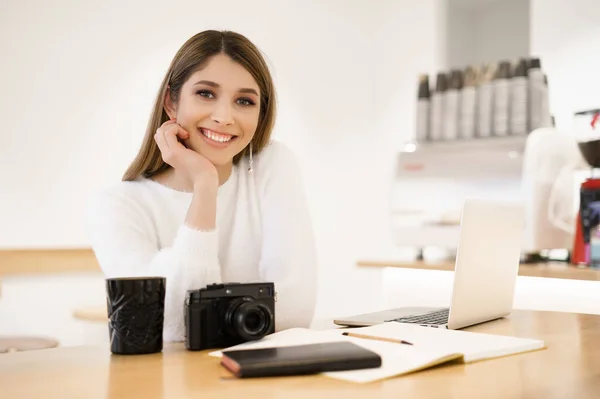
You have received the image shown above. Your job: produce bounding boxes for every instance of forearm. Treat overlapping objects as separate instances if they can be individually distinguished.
[161,225,221,341]
[88,188,222,342]
[185,181,218,231]
[92,223,222,341]
[274,277,317,330]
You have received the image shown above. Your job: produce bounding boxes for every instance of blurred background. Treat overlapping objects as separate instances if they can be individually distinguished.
[1,0,599,348]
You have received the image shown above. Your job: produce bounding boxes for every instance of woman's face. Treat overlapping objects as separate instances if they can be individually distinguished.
[166,53,261,166]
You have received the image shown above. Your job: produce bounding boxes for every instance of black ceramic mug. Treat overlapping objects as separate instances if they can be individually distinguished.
[106,277,166,355]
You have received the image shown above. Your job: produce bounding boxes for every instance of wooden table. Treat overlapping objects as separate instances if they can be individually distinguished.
[1,310,600,398]
[0,248,99,275]
[358,259,600,281]
[72,305,108,322]
[0,336,58,353]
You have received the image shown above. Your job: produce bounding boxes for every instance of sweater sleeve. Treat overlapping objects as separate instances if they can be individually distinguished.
[85,185,222,342]
[255,143,318,331]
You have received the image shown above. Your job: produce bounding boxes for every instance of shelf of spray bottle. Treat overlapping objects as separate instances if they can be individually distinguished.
[414,57,552,152]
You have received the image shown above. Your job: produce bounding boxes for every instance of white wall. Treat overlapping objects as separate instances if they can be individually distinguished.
[445,0,530,69]
[472,0,529,65]
[0,0,447,318]
[0,0,372,249]
[446,0,476,69]
[530,0,600,132]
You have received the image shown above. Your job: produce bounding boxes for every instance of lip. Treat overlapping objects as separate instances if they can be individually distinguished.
[197,127,238,148]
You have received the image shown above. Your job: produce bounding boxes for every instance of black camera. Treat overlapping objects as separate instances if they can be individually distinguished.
[184,282,276,351]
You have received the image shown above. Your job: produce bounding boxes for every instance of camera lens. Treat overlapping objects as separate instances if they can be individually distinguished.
[243,310,263,333]
[224,297,273,341]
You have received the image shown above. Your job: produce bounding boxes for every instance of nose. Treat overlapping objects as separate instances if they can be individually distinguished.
[211,99,234,126]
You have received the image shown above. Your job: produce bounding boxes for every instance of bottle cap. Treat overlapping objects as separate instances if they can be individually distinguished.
[463,65,479,87]
[480,62,498,83]
[449,69,464,90]
[434,72,448,92]
[417,74,430,98]
[513,58,528,78]
[528,57,541,69]
[494,61,511,79]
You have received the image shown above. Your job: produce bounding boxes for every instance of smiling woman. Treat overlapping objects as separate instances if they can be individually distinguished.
[86,30,317,342]
[122,30,276,188]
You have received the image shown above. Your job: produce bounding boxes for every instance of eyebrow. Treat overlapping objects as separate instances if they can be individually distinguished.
[193,80,259,96]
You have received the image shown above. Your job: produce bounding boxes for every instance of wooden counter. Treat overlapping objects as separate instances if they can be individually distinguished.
[1,310,600,398]
[72,305,107,322]
[357,259,600,281]
[0,248,99,275]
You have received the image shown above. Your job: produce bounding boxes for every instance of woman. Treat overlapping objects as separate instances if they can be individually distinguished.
[87,30,318,342]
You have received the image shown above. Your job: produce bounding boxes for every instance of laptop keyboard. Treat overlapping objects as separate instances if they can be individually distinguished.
[388,308,450,325]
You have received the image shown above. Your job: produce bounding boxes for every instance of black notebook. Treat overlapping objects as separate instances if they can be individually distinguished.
[220,341,382,378]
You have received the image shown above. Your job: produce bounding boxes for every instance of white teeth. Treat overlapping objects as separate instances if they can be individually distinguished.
[201,129,233,143]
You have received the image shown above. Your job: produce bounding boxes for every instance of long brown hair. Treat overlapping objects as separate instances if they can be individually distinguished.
[122,30,277,181]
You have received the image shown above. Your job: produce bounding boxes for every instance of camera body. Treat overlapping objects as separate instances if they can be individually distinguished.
[184,282,276,351]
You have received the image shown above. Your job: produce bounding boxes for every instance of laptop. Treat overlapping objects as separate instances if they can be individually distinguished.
[334,198,525,330]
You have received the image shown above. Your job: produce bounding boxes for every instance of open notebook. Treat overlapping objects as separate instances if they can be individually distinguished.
[209,322,546,383]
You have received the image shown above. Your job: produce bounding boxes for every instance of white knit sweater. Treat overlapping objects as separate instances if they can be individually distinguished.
[86,140,318,342]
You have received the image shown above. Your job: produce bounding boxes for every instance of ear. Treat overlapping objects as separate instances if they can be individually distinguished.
[163,86,177,119]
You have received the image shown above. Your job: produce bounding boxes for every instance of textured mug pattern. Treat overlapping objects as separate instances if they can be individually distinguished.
[106,278,166,355]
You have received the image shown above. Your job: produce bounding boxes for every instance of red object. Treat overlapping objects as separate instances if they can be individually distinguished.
[572,177,600,265]
[591,112,600,129]
[403,163,424,171]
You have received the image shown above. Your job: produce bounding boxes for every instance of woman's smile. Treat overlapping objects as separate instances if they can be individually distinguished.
[198,127,238,148]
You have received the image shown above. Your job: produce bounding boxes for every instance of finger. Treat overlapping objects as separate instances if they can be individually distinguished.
[155,129,178,165]
[157,119,177,135]
[159,120,189,140]
[154,128,169,151]
[164,124,181,149]
[174,124,190,140]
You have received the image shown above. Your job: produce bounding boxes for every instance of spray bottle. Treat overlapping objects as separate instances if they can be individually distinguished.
[415,74,431,142]
[528,58,546,131]
[476,62,497,138]
[493,61,511,136]
[509,58,529,135]
[459,65,478,140]
[430,72,447,141]
[443,69,463,141]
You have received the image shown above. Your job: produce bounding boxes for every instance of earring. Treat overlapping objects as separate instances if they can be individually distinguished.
[247,142,254,173]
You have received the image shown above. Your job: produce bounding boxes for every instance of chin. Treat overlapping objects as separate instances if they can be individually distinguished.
[207,154,235,166]
[196,147,237,166]
[188,136,245,167]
